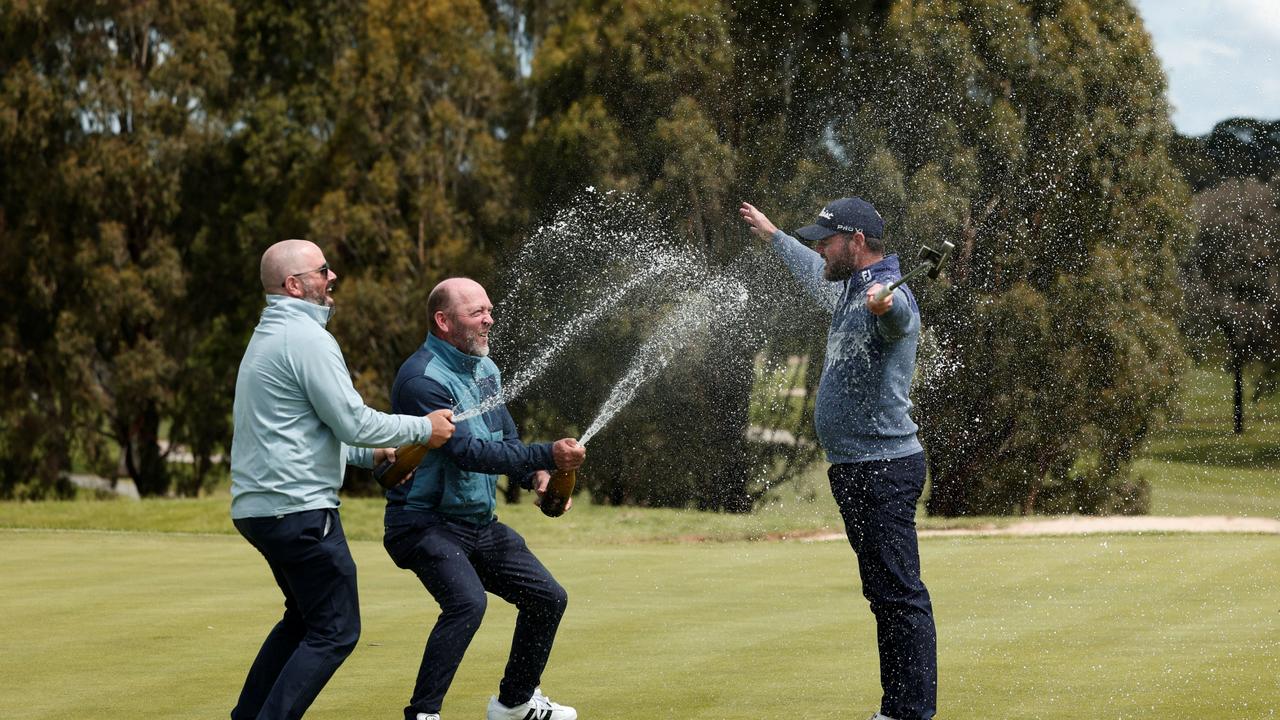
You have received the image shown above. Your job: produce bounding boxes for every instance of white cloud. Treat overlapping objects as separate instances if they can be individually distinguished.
[1164,38,1240,71]
[1132,0,1280,134]
[1223,0,1280,46]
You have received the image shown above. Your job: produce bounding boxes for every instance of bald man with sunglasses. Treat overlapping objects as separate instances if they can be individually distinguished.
[230,239,455,720]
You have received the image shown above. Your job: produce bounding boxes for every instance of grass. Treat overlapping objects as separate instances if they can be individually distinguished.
[1,361,1278,718]
[0,463,1024,544]
[1137,363,1280,517]
[1,529,1275,719]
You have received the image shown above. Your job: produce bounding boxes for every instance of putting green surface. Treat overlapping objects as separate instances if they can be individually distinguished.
[2,529,1276,719]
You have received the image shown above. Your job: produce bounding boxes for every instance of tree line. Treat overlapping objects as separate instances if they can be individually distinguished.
[1172,118,1280,435]
[1,0,1234,517]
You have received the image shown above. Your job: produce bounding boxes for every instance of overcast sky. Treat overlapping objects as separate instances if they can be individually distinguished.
[1131,0,1279,136]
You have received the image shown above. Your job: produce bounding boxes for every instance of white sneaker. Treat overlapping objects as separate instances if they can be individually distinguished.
[415,714,440,720]
[867,714,898,720]
[486,688,577,720]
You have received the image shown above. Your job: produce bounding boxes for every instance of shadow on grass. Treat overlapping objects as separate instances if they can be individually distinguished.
[1144,427,1280,469]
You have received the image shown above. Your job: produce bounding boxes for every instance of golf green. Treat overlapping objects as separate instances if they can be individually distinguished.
[1,529,1276,719]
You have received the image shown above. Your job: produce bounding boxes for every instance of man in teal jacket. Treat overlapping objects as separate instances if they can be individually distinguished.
[383,277,585,720]
[230,239,455,720]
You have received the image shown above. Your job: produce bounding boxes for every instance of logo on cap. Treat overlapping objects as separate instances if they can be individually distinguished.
[794,196,886,244]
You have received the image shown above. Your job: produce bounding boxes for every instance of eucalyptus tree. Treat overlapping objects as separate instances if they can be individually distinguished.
[301,0,521,412]
[0,0,235,496]
[816,0,1191,515]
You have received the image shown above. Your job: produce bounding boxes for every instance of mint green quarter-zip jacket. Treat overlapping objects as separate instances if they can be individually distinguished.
[230,295,435,519]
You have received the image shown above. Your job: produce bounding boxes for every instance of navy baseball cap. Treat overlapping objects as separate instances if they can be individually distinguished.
[794,197,885,243]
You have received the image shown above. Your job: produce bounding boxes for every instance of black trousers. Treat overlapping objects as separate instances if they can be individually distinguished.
[384,512,568,719]
[829,453,937,720]
[232,508,361,720]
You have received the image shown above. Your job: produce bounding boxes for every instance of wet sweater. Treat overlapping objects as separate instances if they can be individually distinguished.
[771,230,923,463]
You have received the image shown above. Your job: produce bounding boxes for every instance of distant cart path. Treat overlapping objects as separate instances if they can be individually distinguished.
[802,515,1280,541]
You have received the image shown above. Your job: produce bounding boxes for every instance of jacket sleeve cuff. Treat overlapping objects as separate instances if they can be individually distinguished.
[346,445,374,469]
[516,442,557,488]
[534,441,557,471]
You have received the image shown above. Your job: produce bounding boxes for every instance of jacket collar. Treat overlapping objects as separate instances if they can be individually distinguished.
[425,332,484,375]
[264,294,333,327]
[854,254,902,288]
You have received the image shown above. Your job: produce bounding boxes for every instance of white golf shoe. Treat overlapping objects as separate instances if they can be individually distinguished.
[486,688,577,720]
[414,714,440,720]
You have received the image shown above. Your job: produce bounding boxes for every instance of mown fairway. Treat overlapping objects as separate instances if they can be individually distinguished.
[2,528,1276,719]
[3,362,1277,718]
[1137,364,1280,518]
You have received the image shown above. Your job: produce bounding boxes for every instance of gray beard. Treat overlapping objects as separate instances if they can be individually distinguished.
[461,333,489,356]
[301,280,334,308]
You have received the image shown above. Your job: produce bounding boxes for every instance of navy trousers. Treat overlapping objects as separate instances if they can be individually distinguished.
[383,512,567,719]
[232,508,360,720]
[829,453,937,720]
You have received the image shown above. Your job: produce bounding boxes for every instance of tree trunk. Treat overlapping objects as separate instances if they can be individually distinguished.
[1232,356,1244,435]
[503,478,522,504]
[925,464,968,517]
[124,404,168,496]
[1021,452,1052,516]
[695,345,754,513]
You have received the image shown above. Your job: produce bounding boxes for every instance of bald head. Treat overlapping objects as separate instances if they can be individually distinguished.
[260,239,324,292]
[428,278,482,330]
[260,239,336,308]
[429,277,493,356]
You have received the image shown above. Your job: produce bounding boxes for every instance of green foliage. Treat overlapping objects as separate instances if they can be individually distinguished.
[810,0,1194,516]
[514,1,753,511]
[1182,177,1280,432]
[1,0,521,496]
[1172,118,1280,191]
[1,0,236,497]
[315,0,517,402]
[1,0,1195,516]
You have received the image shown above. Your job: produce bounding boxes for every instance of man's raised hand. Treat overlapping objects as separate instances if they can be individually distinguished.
[739,202,779,242]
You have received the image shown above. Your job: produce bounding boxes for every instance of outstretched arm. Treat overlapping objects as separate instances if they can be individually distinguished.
[740,201,839,312]
[296,332,440,447]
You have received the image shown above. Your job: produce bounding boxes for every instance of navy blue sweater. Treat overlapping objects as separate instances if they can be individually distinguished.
[771,230,923,463]
[384,333,555,525]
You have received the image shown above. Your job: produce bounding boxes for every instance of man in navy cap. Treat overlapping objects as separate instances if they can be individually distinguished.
[740,199,937,720]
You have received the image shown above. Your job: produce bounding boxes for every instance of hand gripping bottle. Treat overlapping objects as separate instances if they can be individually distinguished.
[372,443,430,490]
[540,468,576,517]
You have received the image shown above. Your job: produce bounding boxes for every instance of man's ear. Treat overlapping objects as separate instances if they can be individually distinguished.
[433,310,450,335]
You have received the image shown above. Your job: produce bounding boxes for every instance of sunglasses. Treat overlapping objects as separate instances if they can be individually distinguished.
[282,263,329,288]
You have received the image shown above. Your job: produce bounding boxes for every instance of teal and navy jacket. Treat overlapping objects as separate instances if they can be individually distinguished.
[230,295,437,519]
[384,333,555,526]
[771,229,924,463]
